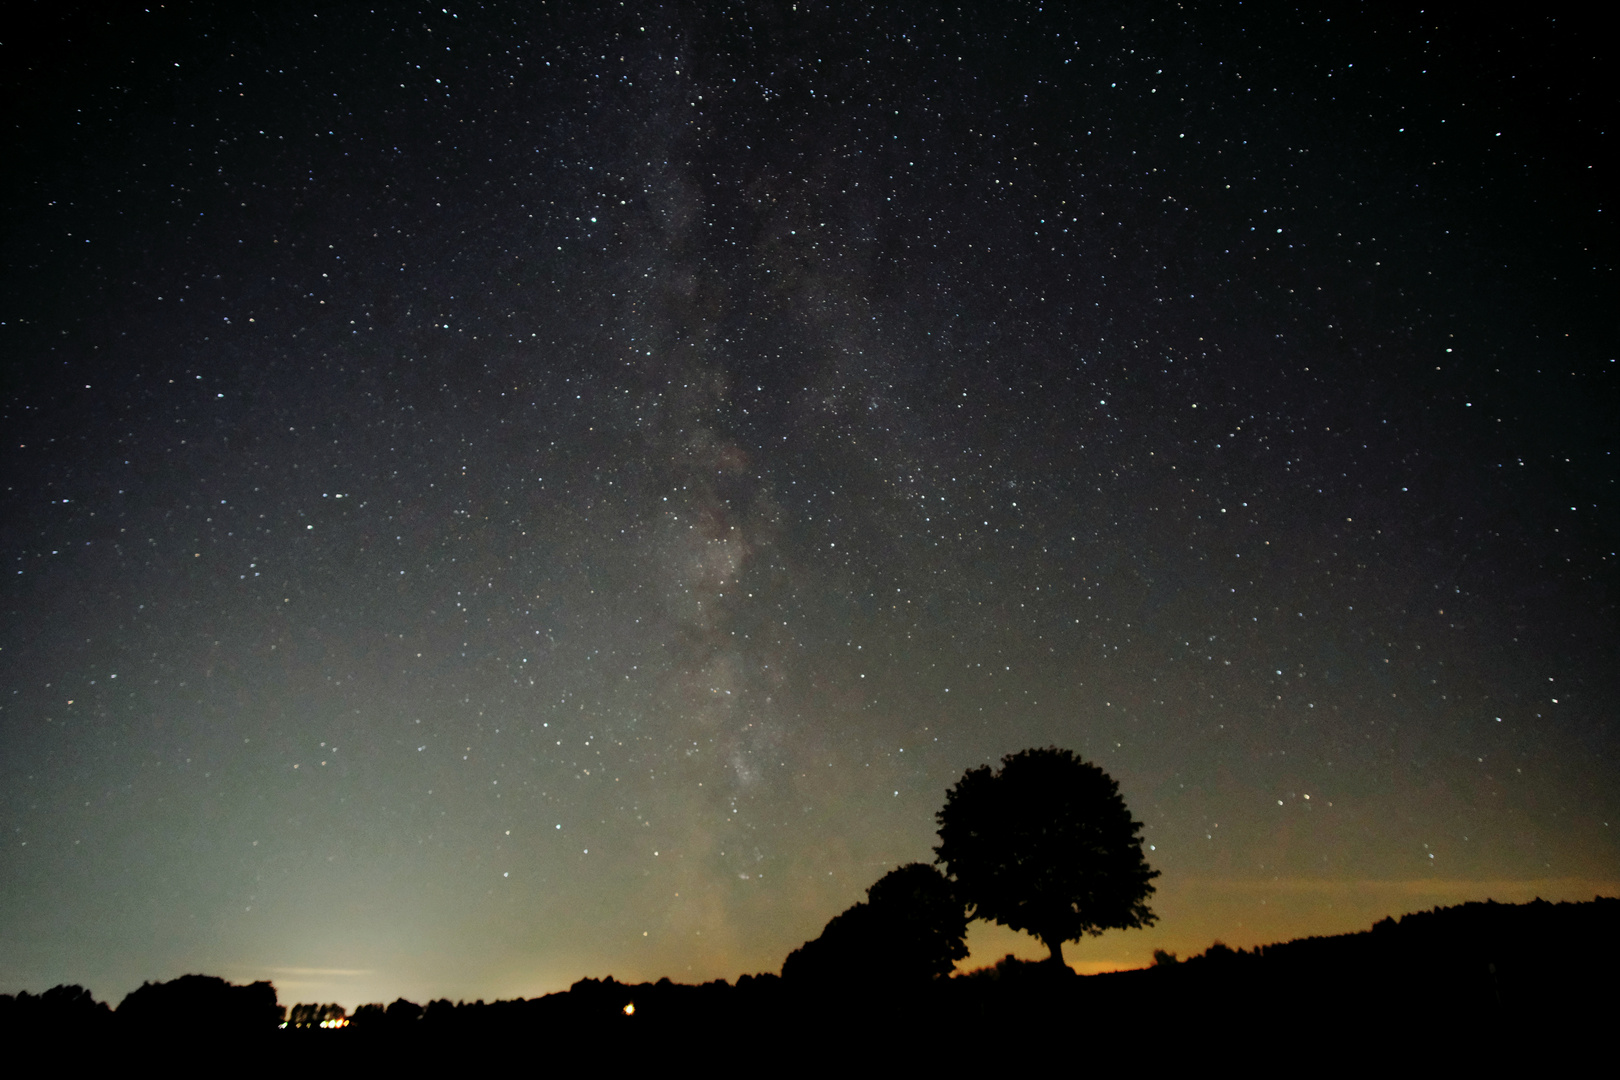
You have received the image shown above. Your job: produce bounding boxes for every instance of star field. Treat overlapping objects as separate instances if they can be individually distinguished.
[1,2,1614,1006]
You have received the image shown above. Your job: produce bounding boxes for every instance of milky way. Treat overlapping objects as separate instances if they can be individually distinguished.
[2,3,1613,1006]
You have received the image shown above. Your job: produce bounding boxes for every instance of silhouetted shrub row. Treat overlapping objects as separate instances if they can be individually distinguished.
[0,974,280,1036]
[6,897,1616,1046]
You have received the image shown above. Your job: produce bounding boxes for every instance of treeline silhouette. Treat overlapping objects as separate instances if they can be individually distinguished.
[5,896,1614,1052]
[0,974,279,1037]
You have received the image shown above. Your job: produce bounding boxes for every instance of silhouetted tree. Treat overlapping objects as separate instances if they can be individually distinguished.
[384,997,424,1028]
[116,974,282,1032]
[783,903,884,984]
[783,863,968,985]
[866,862,971,978]
[0,984,113,1035]
[935,747,1158,967]
[349,1002,386,1028]
[422,998,457,1027]
[288,1001,348,1028]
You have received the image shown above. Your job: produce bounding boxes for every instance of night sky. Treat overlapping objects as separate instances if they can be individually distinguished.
[3,2,1614,1008]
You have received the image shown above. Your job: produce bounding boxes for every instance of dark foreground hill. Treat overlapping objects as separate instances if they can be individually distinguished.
[5,896,1615,1058]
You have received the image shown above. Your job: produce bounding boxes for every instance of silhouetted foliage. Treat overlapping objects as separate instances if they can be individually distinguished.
[866,862,971,977]
[1,896,1612,1058]
[287,1001,347,1028]
[0,984,112,1036]
[116,974,282,1033]
[782,902,885,985]
[349,1002,387,1028]
[934,747,1158,965]
[783,863,969,986]
[384,997,424,1026]
[956,952,1062,984]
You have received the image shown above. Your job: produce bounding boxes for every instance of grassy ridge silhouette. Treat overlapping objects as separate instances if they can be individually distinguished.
[5,895,1615,1051]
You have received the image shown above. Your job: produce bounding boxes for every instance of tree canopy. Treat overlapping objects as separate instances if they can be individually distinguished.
[934,747,1158,966]
[782,862,968,985]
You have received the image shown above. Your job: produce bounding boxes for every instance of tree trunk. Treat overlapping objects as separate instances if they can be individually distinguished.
[1043,934,1066,968]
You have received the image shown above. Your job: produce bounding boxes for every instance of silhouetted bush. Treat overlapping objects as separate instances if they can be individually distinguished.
[783,862,968,988]
[955,952,1063,983]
